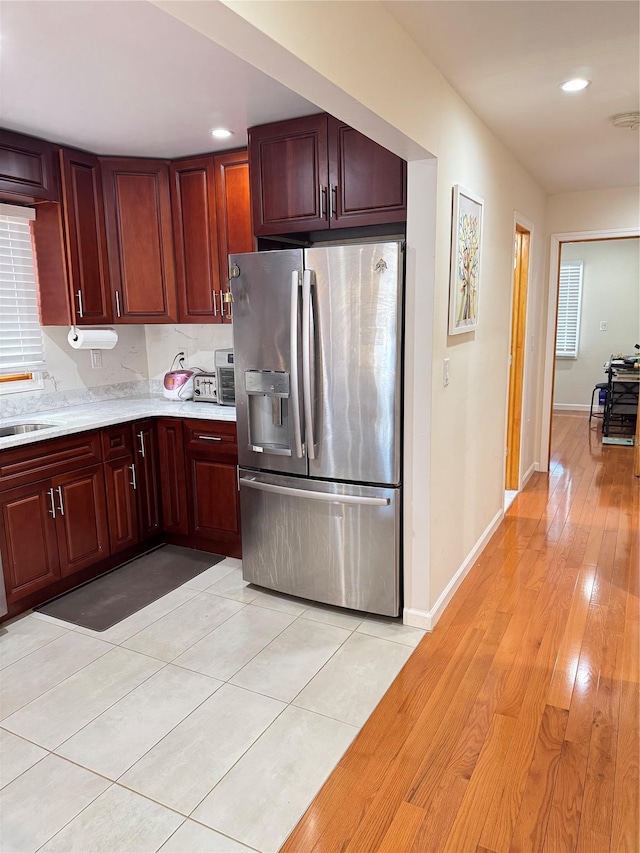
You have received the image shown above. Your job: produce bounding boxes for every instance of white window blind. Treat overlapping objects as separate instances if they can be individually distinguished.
[556,260,583,359]
[0,206,46,374]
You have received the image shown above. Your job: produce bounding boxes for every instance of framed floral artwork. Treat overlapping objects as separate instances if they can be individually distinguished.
[448,184,484,335]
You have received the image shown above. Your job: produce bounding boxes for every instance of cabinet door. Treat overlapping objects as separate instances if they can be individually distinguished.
[170,156,221,323]
[60,148,112,324]
[187,455,241,543]
[156,419,189,535]
[101,158,178,323]
[0,129,60,203]
[249,114,328,235]
[52,466,109,577]
[214,149,253,323]
[328,117,407,228]
[133,420,162,542]
[104,457,139,554]
[0,482,60,604]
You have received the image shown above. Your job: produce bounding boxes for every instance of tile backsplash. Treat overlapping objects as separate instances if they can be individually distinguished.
[0,323,234,418]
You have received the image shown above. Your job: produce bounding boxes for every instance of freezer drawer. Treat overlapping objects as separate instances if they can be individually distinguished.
[239,470,400,616]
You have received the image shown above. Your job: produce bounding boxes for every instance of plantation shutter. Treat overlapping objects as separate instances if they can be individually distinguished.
[556,260,583,358]
[0,205,46,374]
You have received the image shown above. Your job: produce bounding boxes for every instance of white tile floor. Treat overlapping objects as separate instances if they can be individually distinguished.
[0,557,424,853]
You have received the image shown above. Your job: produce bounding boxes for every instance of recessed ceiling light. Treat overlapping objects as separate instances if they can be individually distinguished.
[560,78,590,92]
[211,128,233,139]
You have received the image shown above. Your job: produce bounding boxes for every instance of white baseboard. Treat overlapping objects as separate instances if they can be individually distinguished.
[522,461,537,487]
[553,403,591,411]
[402,507,504,632]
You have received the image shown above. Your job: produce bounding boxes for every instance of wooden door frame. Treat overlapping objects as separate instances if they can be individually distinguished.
[505,219,531,490]
[539,227,639,471]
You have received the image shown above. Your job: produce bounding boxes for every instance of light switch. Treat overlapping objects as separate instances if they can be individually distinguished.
[600,321,608,331]
[90,349,103,369]
[443,358,450,387]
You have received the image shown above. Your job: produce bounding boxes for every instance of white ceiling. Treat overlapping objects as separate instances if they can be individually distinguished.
[382,0,640,193]
[0,0,638,193]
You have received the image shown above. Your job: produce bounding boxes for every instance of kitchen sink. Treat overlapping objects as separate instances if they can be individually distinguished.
[0,423,57,438]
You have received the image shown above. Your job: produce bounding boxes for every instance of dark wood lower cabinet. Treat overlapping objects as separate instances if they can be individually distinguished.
[0,417,240,620]
[0,482,60,604]
[104,457,139,554]
[157,419,189,536]
[53,466,110,576]
[133,420,162,542]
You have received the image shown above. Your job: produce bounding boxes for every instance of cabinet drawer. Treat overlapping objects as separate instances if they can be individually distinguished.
[184,420,237,455]
[101,425,133,461]
[0,432,102,491]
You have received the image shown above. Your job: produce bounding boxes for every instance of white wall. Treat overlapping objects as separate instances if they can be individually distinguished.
[554,239,639,408]
[145,324,233,384]
[158,0,549,623]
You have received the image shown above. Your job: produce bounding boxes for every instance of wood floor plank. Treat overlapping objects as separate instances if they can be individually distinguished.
[279,414,638,853]
[509,704,569,853]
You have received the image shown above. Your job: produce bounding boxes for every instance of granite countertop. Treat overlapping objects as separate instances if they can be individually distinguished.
[0,396,237,452]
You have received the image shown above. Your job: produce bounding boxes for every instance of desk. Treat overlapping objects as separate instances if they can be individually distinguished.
[602,368,639,443]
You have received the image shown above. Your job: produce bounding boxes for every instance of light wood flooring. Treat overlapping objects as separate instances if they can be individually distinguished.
[281,412,639,853]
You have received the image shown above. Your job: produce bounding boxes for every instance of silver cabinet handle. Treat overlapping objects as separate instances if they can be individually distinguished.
[198,435,222,441]
[241,478,390,506]
[212,290,218,317]
[48,487,56,518]
[302,269,315,459]
[319,184,326,219]
[137,431,145,457]
[328,183,335,219]
[76,290,84,319]
[129,463,137,490]
[290,270,303,459]
[115,290,122,318]
[56,486,65,516]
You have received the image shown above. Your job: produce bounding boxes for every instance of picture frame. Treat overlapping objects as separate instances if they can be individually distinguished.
[448,184,484,335]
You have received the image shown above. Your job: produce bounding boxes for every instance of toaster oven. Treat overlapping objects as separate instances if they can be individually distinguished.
[215,348,235,406]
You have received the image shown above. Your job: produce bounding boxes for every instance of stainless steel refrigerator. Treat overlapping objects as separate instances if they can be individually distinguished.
[230,241,403,616]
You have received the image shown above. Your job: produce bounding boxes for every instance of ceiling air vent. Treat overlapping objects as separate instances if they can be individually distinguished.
[611,112,640,130]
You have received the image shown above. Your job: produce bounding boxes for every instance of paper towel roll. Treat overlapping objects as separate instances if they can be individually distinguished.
[67,327,118,350]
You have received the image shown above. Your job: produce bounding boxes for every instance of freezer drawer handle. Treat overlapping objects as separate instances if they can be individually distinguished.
[241,478,390,506]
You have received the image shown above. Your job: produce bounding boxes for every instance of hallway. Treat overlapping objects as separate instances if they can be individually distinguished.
[282,412,639,852]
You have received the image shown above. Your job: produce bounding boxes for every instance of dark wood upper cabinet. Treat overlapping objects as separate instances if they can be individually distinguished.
[34,148,114,326]
[170,155,221,323]
[327,117,407,228]
[249,114,406,236]
[0,129,60,203]
[59,148,113,324]
[249,114,328,235]
[171,149,252,324]
[214,149,254,323]
[101,157,178,323]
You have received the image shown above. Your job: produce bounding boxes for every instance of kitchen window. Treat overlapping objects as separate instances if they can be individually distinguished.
[0,204,45,393]
[556,260,583,359]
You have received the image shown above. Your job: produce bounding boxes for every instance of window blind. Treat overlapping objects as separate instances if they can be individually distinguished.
[0,208,46,374]
[556,260,583,359]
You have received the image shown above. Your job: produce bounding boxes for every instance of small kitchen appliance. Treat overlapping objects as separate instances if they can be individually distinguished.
[163,352,197,401]
[214,348,236,405]
[193,373,217,403]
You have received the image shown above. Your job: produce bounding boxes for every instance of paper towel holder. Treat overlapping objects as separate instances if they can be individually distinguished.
[67,325,119,350]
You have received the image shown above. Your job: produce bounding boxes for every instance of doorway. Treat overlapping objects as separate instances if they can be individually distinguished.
[505,223,530,499]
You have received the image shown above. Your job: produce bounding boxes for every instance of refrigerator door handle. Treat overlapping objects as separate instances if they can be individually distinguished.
[290,271,304,459]
[241,477,390,506]
[302,268,316,459]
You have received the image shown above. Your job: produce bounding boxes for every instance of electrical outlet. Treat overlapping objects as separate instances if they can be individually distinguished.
[443,358,450,387]
[90,349,102,369]
[600,320,608,331]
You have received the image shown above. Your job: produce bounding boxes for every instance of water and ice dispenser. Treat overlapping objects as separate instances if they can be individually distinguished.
[245,370,293,456]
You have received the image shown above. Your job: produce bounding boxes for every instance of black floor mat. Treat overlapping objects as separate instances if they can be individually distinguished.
[36,545,224,631]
